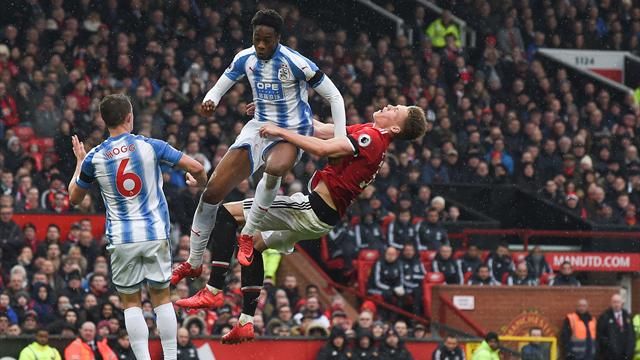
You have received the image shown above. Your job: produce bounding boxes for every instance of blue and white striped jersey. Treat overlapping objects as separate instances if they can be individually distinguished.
[76,133,183,245]
[223,44,322,135]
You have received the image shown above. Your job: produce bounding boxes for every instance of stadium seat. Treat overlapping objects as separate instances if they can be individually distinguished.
[425,272,445,284]
[463,271,473,284]
[34,137,55,152]
[540,273,552,285]
[501,272,510,285]
[512,252,527,264]
[420,250,437,270]
[355,249,380,296]
[319,236,344,270]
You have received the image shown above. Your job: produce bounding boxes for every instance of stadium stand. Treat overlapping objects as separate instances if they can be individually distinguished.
[0,0,639,359]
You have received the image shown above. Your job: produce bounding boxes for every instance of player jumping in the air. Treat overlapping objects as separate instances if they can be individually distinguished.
[69,94,207,360]
[172,8,346,286]
[174,104,427,344]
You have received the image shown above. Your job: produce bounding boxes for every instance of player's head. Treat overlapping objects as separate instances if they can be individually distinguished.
[251,9,283,60]
[373,105,427,141]
[99,94,133,131]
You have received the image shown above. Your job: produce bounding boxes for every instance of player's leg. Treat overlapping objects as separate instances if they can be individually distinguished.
[111,244,150,360]
[148,287,177,360]
[146,240,177,360]
[177,148,251,279]
[175,203,243,308]
[120,291,151,360]
[237,142,298,266]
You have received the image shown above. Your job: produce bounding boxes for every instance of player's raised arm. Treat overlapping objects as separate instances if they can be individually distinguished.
[69,135,90,205]
[201,49,252,117]
[260,123,353,158]
[309,72,346,137]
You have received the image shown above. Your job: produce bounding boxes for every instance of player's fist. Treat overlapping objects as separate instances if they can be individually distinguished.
[200,100,216,117]
[245,102,256,117]
[71,135,87,162]
[393,286,405,297]
[259,124,281,138]
[185,172,199,187]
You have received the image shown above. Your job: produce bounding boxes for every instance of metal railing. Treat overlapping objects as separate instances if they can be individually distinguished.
[414,0,477,47]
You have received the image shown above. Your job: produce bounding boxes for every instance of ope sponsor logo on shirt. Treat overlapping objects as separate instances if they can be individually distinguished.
[255,81,284,100]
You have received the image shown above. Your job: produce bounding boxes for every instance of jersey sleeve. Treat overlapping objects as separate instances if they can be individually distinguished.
[283,48,320,82]
[147,138,183,166]
[346,126,386,159]
[223,49,251,81]
[76,151,96,189]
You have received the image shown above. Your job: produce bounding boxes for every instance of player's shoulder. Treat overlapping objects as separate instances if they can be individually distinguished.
[278,45,314,65]
[233,46,256,60]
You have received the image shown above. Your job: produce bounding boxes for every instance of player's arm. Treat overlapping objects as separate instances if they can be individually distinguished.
[69,135,90,206]
[308,71,346,137]
[176,154,207,188]
[260,123,353,158]
[313,119,335,140]
[201,51,248,116]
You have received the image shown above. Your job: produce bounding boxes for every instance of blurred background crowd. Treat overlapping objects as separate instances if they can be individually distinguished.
[0,0,638,356]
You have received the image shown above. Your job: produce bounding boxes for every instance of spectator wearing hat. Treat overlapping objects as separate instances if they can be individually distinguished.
[353,330,379,360]
[432,334,465,360]
[317,326,350,360]
[472,332,500,360]
[379,327,413,360]
[525,246,552,280]
[550,261,580,287]
[0,312,9,335]
[21,310,39,335]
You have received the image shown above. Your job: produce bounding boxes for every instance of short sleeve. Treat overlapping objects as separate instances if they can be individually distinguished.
[147,138,183,166]
[76,152,96,189]
[346,126,385,159]
[223,51,251,81]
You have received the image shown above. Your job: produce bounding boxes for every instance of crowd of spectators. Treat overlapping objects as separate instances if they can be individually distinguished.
[0,0,637,357]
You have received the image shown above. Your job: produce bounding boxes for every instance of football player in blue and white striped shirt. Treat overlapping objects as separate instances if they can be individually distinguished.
[173,8,347,330]
[69,94,207,360]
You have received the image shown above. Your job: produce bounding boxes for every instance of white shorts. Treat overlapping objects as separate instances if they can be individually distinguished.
[230,119,306,174]
[107,239,172,294]
[242,192,335,254]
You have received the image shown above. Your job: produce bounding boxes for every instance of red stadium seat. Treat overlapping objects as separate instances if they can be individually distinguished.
[355,249,380,296]
[463,271,473,284]
[34,137,55,152]
[358,249,380,262]
[454,250,465,259]
[512,252,527,264]
[420,250,437,270]
[501,272,510,284]
[540,272,552,285]
[319,236,344,270]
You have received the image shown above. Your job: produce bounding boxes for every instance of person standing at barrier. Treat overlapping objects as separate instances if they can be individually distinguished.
[18,328,62,360]
[472,332,500,360]
[597,294,635,360]
[562,299,596,360]
[521,328,548,360]
[316,326,350,360]
[432,334,466,360]
[633,313,640,360]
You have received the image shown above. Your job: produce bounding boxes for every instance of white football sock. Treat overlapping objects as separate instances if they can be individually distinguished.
[124,307,151,360]
[187,197,220,267]
[242,173,281,235]
[154,302,178,360]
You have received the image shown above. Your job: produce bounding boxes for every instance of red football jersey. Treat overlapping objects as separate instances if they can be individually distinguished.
[310,123,392,216]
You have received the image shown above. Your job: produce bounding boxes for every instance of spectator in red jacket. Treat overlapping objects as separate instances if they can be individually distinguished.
[0,82,20,128]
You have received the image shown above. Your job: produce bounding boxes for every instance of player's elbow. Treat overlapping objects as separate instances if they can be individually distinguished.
[69,192,84,206]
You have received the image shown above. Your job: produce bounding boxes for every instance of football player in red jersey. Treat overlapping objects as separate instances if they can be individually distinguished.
[173,104,427,344]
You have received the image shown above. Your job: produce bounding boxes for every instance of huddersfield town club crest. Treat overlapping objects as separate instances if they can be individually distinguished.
[278,64,290,80]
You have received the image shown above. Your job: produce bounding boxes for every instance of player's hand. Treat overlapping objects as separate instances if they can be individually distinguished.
[259,124,281,138]
[200,100,216,117]
[71,135,87,162]
[185,172,199,187]
[245,102,256,117]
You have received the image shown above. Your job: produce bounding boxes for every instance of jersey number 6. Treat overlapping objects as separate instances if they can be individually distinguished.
[116,158,142,197]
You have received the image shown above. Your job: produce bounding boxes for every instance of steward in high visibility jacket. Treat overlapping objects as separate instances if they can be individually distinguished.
[561,304,597,360]
[633,314,640,360]
[425,10,461,48]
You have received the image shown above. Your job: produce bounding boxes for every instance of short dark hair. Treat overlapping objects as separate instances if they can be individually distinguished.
[251,9,284,34]
[100,94,132,128]
[397,106,427,140]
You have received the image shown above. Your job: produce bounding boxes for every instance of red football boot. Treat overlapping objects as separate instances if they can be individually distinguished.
[170,262,202,286]
[236,234,254,266]
[175,288,224,309]
[221,322,255,345]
